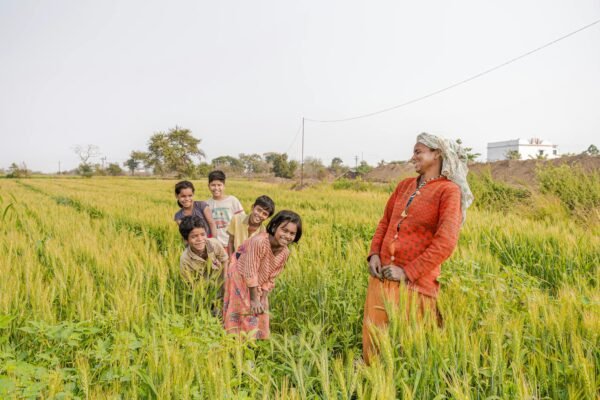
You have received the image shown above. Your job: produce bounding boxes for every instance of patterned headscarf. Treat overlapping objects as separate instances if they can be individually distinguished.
[417,132,474,223]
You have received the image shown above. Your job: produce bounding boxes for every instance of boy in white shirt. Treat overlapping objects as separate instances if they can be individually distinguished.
[205,170,245,247]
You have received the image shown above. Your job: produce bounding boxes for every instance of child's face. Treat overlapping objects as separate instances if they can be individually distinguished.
[177,188,194,209]
[273,222,297,247]
[249,205,271,225]
[208,180,225,199]
[186,227,207,254]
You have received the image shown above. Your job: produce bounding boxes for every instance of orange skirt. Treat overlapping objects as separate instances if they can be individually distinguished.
[362,276,442,364]
[223,257,270,339]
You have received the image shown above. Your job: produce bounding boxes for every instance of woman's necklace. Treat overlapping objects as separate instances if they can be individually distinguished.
[400,175,443,218]
[388,175,443,266]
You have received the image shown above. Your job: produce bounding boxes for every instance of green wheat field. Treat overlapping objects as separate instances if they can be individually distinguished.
[0,165,598,399]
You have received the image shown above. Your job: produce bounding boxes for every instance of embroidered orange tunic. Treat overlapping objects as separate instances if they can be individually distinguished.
[362,176,462,363]
[369,176,462,298]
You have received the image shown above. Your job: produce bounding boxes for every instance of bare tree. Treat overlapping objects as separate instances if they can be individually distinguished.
[73,145,100,177]
[73,145,101,164]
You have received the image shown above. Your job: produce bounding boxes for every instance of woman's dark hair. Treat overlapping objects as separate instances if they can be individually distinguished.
[175,180,195,208]
[253,195,275,217]
[208,170,226,184]
[266,210,302,243]
[179,215,208,240]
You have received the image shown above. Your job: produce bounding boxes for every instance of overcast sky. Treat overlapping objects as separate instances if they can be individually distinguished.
[1,0,599,172]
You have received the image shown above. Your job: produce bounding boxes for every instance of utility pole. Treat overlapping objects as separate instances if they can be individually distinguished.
[354,155,359,171]
[58,161,61,175]
[301,117,305,187]
[101,156,107,169]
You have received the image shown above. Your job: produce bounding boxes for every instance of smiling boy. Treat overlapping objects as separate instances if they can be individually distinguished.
[226,195,275,255]
[205,170,245,248]
[179,215,229,313]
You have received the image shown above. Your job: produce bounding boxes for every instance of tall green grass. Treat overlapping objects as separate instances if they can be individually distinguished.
[537,164,600,218]
[467,169,531,212]
[0,173,598,399]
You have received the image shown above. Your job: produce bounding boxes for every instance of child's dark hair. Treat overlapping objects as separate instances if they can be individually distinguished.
[208,170,226,184]
[175,180,195,208]
[179,215,208,240]
[253,195,275,217]
[266,210,302,243]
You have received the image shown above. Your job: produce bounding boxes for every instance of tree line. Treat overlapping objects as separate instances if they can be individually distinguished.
[119,126,302,179]
[4,126,598,178]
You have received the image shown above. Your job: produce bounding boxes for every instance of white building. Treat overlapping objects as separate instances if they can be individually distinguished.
[487,138,559,161]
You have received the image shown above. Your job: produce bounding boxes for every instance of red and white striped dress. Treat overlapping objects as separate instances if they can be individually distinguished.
[223,232,289,339]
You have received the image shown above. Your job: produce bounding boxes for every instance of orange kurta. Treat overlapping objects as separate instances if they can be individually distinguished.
[362,176,462,362]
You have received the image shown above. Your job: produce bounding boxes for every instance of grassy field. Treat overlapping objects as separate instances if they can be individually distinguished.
[0,168,598,399]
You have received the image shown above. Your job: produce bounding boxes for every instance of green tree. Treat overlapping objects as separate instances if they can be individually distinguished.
[77,163,94,178]
[73,144,100,177]
[456,138,481,163]
[124,151,148,176]
[584,144,599,156]
[505,150,521,160]
[356,160,373,175]
[6,162,30,178]
[330,157,344,169]
[196,162,213,177]
[329,157,348,175]
[212,155,244,173]
[106,163,123,176]
[93,163,107,176]
[303,157,327,180]
[239,153,269,174]
[145,126,205,177]
[265,153,297,179]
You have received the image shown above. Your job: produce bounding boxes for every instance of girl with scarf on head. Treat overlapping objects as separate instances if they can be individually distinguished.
[362,132,474,364]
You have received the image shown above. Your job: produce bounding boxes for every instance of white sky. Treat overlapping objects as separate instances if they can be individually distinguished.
[1,0,599,172]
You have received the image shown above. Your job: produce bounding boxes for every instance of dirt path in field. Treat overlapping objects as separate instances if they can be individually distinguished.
[364,154,600,186]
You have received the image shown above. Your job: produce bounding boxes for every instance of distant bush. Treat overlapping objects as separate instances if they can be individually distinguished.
[468,170,531,211]
[6,162,30,178]
[537,164,600,215]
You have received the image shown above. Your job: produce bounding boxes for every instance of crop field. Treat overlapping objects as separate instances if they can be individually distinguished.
[0,168,598,399]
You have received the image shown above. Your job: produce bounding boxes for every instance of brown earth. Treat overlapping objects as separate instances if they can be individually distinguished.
[363,162,415,183]
[363,155,600,186]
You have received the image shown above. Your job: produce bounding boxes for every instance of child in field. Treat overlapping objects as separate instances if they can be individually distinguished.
[223,210,302,339]
[179,215,229,313]
[205,170,245,248]
[174,181,217,237]
[227,195,275,256]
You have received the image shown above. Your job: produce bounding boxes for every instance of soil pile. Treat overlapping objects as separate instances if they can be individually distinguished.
[364,155,599,185]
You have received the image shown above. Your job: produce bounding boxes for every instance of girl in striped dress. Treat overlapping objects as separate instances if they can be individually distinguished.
[223,210,302,339]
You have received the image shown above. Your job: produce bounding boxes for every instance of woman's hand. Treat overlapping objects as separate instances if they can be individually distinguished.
[381,265,408,283]
[368,254,383,279]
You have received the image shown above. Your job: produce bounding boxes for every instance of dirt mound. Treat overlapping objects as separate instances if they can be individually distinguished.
[364,163,416,182]
[364,155,599,185]
[469,154,600,187]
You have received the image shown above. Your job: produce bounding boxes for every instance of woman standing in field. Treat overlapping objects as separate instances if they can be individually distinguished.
[223,210,302,339]
[362,132,473,363]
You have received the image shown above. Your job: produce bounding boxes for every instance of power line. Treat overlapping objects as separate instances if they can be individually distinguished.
[305,18,600,123]
[283,121,303,155]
